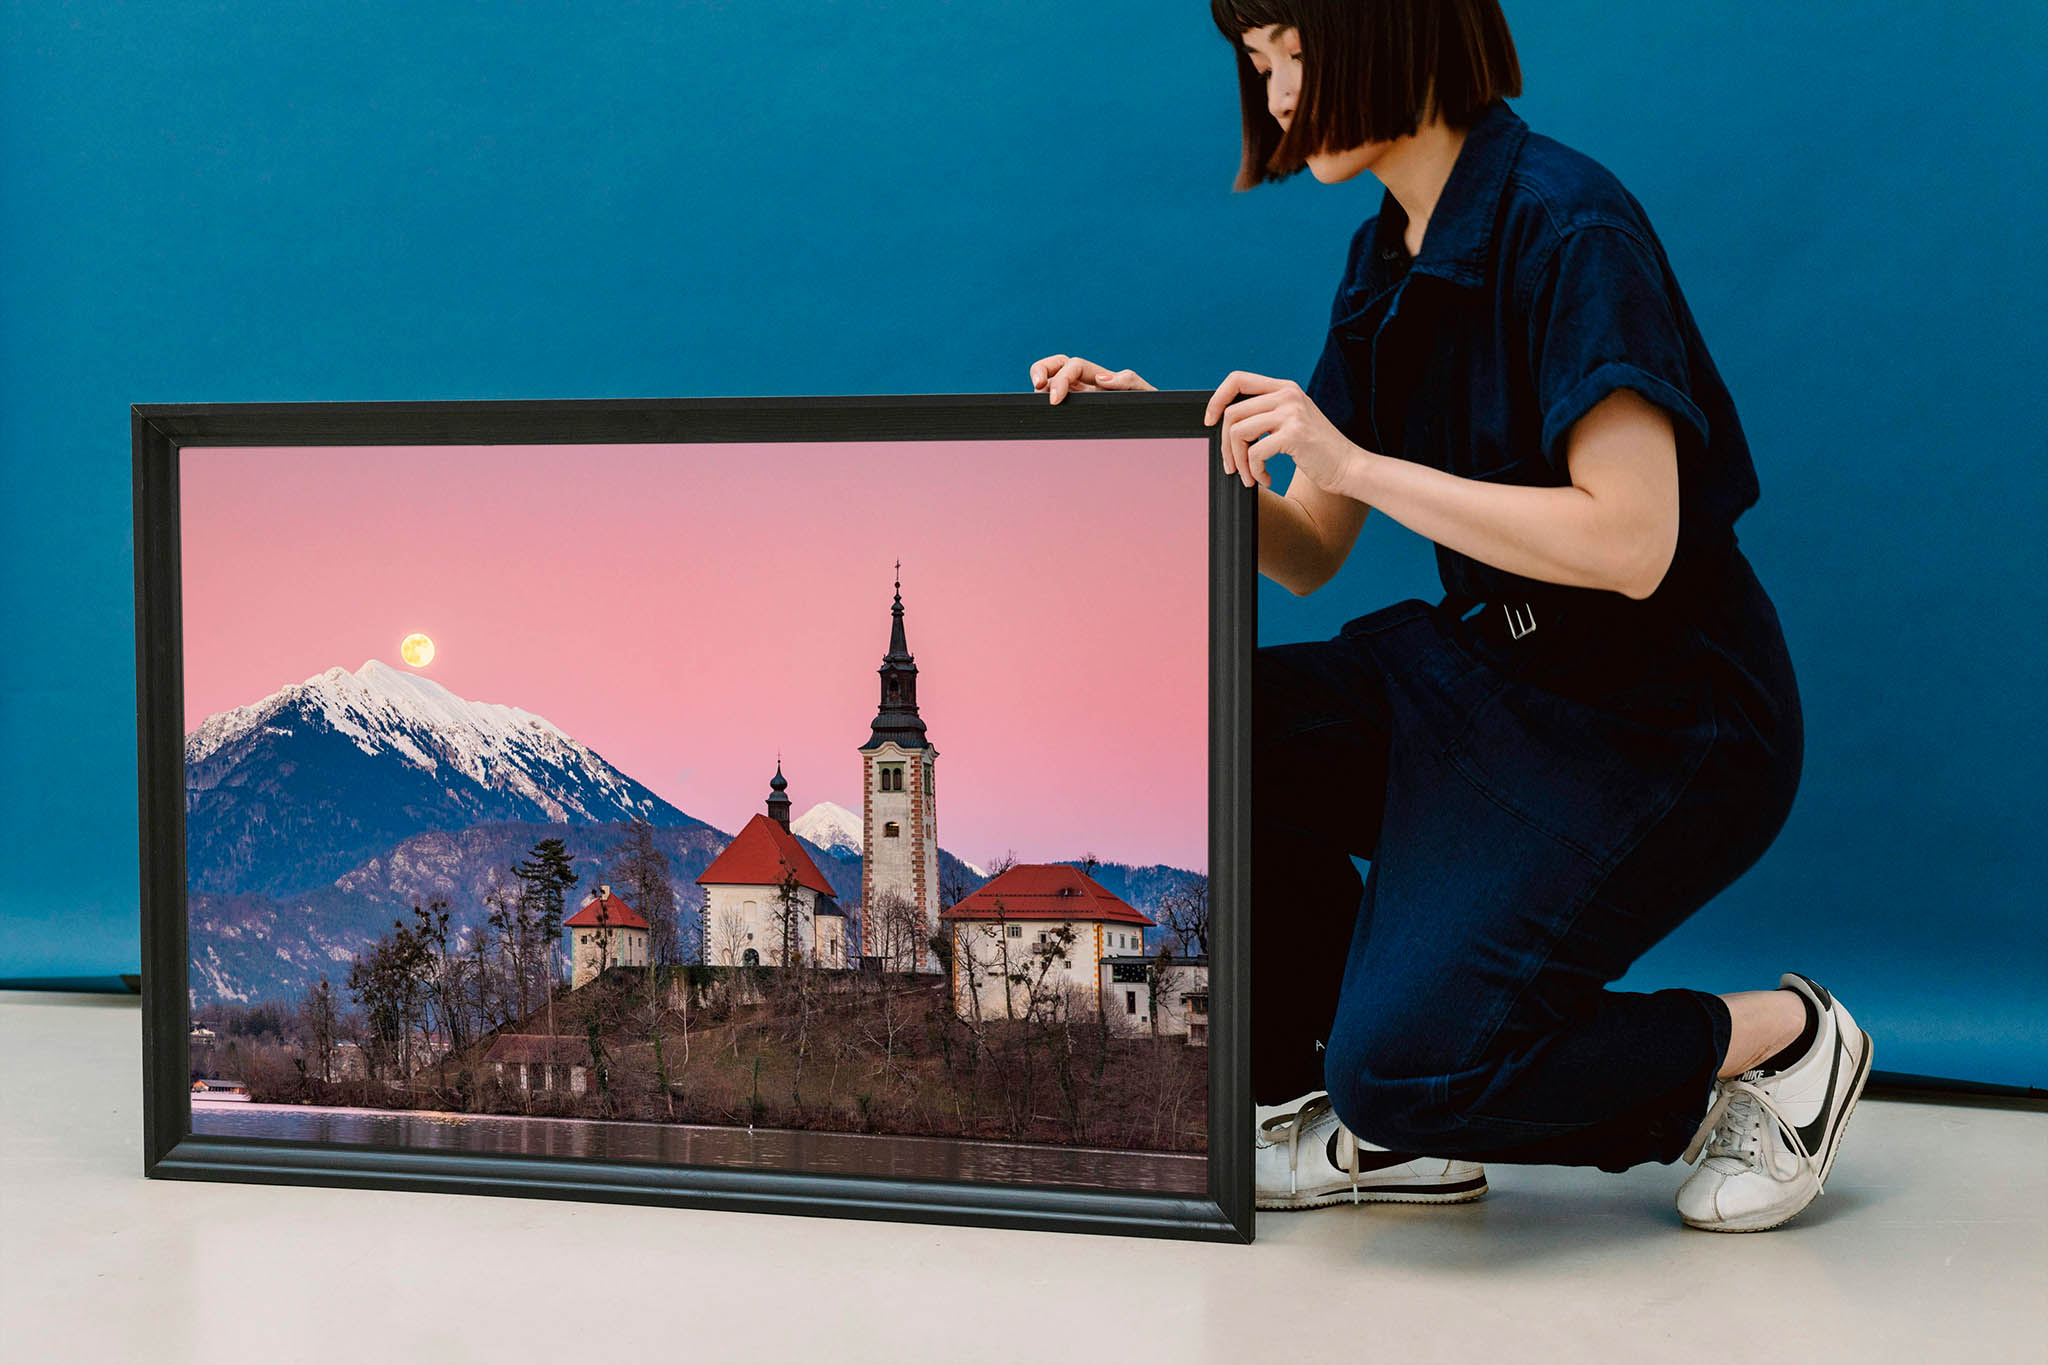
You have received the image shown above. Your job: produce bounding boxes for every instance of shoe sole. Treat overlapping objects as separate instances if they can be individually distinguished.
[1258,1174,1489,1211]
[1681,1025,1874,1233]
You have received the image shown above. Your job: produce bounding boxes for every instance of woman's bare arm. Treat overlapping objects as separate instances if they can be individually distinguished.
[1332,388,1679,600]
[1259,472,1371,597]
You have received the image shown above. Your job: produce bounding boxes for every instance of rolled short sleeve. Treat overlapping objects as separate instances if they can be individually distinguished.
[1527,225,1709,475]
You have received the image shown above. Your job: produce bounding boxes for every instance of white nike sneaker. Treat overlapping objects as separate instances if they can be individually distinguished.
[1676,972,1874,1233]
[1255,1089,1327,1148]
[1255,1094,1489,1210]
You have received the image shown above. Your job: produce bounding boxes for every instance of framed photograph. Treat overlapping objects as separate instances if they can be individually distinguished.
[135,394,1253,1242]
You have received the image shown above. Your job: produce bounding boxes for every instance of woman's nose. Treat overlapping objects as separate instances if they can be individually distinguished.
[1270,78,1297,125]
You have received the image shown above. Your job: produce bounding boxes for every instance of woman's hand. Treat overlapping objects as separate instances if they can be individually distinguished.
[1205,371,1367,493]
[1029,353,1156,403]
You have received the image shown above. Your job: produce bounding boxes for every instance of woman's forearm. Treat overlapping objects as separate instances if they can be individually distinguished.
[1336,450,1644,598]
[1256,484,1339,597]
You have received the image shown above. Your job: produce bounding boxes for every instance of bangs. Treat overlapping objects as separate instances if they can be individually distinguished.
[1210,0,1523,191]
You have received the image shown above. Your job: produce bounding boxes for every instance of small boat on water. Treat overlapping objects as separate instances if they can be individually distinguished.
[191,1078,252,1102]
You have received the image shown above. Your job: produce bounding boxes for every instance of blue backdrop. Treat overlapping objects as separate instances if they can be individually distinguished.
[2,3,2039,1085]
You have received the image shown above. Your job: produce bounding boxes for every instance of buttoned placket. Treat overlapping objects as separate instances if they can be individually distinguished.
[1329,243,1413,460]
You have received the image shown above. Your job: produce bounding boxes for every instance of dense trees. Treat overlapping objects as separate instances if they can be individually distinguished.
[196,833,1209,1154]
[1155,879,1210,957]
[611,817,681,965]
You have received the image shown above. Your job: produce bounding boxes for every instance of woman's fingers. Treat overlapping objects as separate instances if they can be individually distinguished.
[1231,403,1283,488]
[1205,370,1283,426]
[1028,354,1152,402]
[1214,383,1286,486]
[1208,371,1277,483]
[1043,355,1095,403]
[1240,427,1279,489]
[1029,355,1074,392]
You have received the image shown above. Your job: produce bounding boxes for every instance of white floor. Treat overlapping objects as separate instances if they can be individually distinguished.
[2,991,2041,1364]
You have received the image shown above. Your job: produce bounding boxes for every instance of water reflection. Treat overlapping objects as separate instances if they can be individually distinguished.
[190,1101,1206,1194]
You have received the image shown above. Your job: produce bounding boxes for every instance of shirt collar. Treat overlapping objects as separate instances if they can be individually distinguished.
[1371,98,1529,290]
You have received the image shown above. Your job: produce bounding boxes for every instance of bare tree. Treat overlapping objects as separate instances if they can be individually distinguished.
[612,818,680,966]
[855,916,922,1083]
[1156,877,1210,957]
[979,918,1080,1139]
[764,860,820,1108]
[948,916,999,1073]
[769,861,806,968]
[705,906,754,1057]
[636,945,676,1120]
[1143,943,1177,1040]
[710,906,749,968]
[298,977,338,1083]
[582,880,617,980]
[412,900,470,1084]
[346,917,431,1081]
[865,888,928,979]
[484,875,534,1021]
[466,917,497,1040]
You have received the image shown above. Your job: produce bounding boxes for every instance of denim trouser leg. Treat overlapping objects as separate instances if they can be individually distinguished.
[1250,637,1392,1105]
[1253,592,1798,1171]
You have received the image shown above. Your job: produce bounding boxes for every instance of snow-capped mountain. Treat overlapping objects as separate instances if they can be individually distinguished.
[179,661,1071,1003]
[790,800,863,855]
[188,659,652,818]
[790,800,987,877]
[185,660,706,897]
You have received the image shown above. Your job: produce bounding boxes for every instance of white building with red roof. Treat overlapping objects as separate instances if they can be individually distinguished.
[565,885,649,987]
[696,765,848,968]
[940,863,1156,1022]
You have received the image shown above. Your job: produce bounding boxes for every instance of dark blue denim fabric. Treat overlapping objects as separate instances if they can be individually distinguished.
[1250,97,1805,1171]
[1303,97,1761,614]
[1253,547,1801,1170]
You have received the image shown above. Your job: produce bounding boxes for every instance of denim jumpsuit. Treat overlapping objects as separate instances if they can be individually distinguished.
[1253,99,1804,1172]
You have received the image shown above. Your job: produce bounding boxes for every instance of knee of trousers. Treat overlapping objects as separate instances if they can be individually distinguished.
[1321,1015,1472,1155]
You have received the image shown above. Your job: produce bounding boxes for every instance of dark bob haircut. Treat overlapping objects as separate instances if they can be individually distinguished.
[1210,0,1522,190]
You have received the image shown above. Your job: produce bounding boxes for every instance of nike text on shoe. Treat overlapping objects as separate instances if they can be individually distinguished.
[1675,972,1874,1233]
[1255,1095,1488,1210]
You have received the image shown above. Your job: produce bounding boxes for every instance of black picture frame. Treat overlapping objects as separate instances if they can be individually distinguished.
[134,392,1255,1242]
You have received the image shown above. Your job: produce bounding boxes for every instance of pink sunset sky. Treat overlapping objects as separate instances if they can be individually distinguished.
[179,439,1211,872]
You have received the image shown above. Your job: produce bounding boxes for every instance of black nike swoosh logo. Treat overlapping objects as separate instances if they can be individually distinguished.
[1794,1031,1845,1157]
[1330,1130,1449,1172]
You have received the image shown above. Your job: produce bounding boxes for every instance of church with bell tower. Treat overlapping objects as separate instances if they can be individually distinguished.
[859,566,941,972]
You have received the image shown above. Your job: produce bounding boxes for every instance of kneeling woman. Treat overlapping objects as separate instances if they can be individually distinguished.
[1031,0,1871,1233]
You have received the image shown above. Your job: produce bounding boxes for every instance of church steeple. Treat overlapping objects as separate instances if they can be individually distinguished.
[766,756,791,829]
[864,563,930,751]
[857,562,940,973]
[888,562,910,657]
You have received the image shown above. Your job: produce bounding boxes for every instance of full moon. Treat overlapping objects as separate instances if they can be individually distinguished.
[400,633,436,668]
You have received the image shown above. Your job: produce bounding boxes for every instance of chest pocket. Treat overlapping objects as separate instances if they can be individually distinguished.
[1341,281,1520,481]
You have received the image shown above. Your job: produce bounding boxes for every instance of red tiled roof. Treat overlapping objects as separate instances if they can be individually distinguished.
[483,1035,593,1066]
[695,813,837,896]
[939,863,1155,928]
[564,888,648,929]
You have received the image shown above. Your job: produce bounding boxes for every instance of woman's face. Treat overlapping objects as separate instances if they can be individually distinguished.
[1240,23,1383,183]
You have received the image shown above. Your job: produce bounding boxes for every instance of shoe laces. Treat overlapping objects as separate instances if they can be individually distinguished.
[1682,1069,1825,1193]
[1268,1094,1359,1197]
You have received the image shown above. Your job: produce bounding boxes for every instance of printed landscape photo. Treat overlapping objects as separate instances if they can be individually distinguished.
[179,436,1215,1192]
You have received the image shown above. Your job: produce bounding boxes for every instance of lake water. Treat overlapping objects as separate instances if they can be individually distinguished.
[190,1100,1207,1194]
